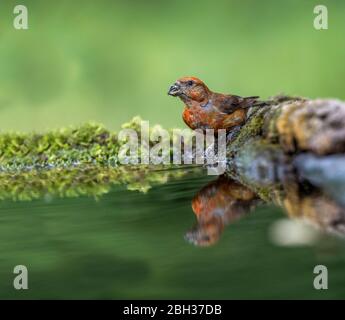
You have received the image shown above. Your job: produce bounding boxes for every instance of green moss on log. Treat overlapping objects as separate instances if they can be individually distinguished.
[0,122,119,171]
[0,116,200,201]
[0,116,187,171]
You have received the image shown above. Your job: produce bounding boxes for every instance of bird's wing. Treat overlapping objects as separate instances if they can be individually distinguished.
[214,94,259,114]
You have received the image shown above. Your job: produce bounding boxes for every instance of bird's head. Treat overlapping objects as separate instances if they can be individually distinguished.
[168,76,210,102]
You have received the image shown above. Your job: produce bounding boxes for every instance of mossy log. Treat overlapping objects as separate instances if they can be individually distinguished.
[0,118,199,200]
[0,96,345,203]
[229,96,345,157]
[226,96,345,187]
[225,96,345,233]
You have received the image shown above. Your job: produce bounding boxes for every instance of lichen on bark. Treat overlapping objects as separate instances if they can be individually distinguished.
[225,95,345,219]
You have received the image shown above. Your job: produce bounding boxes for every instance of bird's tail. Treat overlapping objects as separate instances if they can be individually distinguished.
[244,96,260,100]
[244,96,268,107]
[243,96,266,108]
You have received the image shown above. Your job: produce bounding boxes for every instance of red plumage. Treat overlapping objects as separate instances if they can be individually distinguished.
[168,76,260,132]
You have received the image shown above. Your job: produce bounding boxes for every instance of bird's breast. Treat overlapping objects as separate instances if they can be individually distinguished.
[182,106,246,130]
[182,106,210,130]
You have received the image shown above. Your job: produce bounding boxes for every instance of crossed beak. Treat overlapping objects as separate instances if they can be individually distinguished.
[168,83,181,96]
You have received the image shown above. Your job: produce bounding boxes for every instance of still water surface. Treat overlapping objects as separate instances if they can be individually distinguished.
[0,169,344,299]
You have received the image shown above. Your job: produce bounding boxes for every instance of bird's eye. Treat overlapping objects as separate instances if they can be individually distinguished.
[187,80,194,86]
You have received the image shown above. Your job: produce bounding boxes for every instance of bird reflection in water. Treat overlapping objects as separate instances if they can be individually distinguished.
[185,174,345,247]
[185,176,260,246]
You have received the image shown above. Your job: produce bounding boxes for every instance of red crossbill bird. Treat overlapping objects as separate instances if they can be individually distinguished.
[168,76,261,135]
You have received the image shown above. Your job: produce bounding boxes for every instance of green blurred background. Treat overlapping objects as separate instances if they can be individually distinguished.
[0,0,344,132]
[0,0,345,300]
